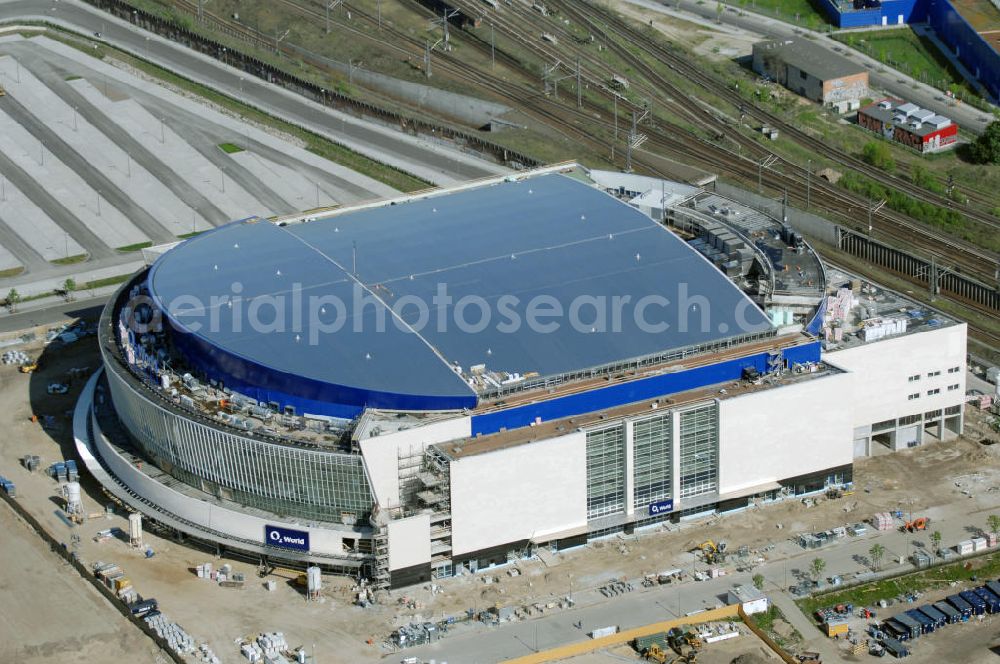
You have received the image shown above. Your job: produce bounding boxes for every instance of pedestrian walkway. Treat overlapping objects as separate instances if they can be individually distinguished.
[770,591,843,662]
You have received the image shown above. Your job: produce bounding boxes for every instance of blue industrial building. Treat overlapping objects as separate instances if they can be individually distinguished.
[818,0,999,101]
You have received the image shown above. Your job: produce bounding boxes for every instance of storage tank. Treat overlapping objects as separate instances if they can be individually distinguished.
[307,566,322,596]
[129,512,143,547]
[64,481,82,513]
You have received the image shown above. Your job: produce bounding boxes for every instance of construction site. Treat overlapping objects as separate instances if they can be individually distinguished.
[0,3,999,664]
[0,317,998,663]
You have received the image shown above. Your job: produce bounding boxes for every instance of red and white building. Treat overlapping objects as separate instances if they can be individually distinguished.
[858,99,959,153]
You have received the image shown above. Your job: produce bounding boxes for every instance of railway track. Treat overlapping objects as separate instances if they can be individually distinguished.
[568,1,1000,229]
[429,0,997,283]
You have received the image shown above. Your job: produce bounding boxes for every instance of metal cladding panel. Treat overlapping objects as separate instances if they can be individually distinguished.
[168,327,475,417]
[823,0,924,27]
[148,174,771,414]
[806,299,826,336]
[471,343,819,434]
[929,0,1000,100]
[782,340,821,365]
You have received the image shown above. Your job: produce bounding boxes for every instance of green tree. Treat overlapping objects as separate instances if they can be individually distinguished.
[862,141,895,172]
[752,573,765,590]
[63,278,76,297]
[930,530,942,554]
[810,557,826,581]
[988,514,1000,537]
[970,121,1000,164]
[869,543,886,571]
[6,288,20,313]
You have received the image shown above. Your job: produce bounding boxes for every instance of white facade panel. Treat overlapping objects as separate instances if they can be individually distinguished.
[450,431,587,557]
[359,416,471,510]
[387,514,431,571]
[824,324,967,428]
[718,372,854,496]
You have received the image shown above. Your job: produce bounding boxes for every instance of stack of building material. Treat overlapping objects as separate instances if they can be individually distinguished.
[872,512,894,531]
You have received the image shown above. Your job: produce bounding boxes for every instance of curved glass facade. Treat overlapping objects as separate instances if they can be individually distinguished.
[101,278,373,525]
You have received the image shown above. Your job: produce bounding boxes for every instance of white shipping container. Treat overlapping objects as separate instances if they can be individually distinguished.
[972,537,988,551]
[590,625,619,639]
[956,540,974,555]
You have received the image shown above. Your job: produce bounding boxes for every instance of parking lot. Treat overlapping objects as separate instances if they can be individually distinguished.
[0,34,397,293]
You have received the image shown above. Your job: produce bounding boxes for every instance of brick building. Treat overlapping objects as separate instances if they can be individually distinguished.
[858,99,959,153]
[752,39,869,111]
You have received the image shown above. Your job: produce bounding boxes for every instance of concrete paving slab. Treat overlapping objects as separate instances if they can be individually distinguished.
[0,237,21,272]
[23,35,399,200]
[0,178,85,261]
[0,55,180,244]
[85,96,274,221]
[228,150,340,210]
[0,106,146,249]
[0,58,210,237]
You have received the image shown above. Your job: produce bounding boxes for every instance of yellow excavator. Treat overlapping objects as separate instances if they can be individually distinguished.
[697,540,727,564]
[646,644,697,663]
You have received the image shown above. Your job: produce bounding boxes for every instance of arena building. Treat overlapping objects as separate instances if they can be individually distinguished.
[75,163,966,589]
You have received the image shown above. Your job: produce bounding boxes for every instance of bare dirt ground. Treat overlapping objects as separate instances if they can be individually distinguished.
[606,0,761,60]
[0,497,164,663]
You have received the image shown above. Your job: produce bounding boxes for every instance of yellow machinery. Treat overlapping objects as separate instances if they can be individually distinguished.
[19,362,38,373]
[646,644,669,663]
[697,540,726,564]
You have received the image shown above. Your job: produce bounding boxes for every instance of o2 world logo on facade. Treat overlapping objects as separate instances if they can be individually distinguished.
[265,525,310,552]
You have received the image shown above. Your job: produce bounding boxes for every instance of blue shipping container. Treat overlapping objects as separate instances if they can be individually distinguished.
[959,591,986,615]
[947,594,973,618]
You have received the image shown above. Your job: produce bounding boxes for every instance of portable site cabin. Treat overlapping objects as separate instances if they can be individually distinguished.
[888,614,922,640]
[959,591,986,615]
[882,637,910,658]
[947,594,974,618]
[974,586,1000,613]
[916,604,948,629]
[904,609,935,634]
[933,601,962,624]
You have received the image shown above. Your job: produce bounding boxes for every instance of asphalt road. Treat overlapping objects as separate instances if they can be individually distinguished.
[626,0,995,135]
[0,291,106,334]
[0,0,504,185]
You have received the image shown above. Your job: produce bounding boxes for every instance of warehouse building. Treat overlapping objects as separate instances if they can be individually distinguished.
[76,164,965,589]
[858,98,959,153]
[752,39,869,110]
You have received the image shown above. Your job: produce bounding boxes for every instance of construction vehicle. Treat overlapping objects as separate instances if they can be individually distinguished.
[903,517,930,532]
[19,362,38,373]
[645,643,670,663]
[666,627,702,658]
[697,540,727,564]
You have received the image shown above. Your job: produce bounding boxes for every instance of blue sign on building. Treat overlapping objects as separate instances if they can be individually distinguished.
[265,525,310,551]
[648,498,674,516]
